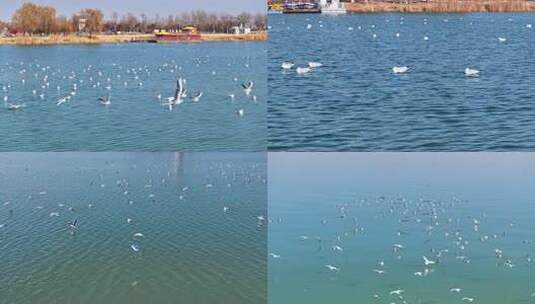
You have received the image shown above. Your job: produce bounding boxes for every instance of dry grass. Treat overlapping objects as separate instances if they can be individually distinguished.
[346,0,535,13]
[203,31,267,41]
[0,31,267,45]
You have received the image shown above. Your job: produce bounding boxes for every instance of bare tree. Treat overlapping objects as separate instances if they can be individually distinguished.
[12,3,57,34]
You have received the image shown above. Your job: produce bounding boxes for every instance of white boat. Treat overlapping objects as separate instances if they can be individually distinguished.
[320,0,347,14]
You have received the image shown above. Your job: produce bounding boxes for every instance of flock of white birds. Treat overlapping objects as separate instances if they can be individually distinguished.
[273,15,534,78]
[269,195,535,303]
[1,57,258,117]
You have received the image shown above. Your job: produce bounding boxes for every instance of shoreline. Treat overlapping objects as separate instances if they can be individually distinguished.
[0,32,267,46]
[345,2,535,13]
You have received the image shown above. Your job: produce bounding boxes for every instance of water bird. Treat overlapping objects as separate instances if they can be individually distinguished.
[464,68,480,77]
[308,62,322,68]
[163,78,186,110]
[392,66,409,74]
[68,218,78,229]
[325,264,340,272]
[281,62,294,70]
[423,255,436,266]
[56,96,71,106]
[242,81,254,95]
[191,92,203,102]
[99,92,111,105]
[389,290,404,296]
[461,297,474,302]
[296,67,312,75]
[7,103,26,111]
[332,245,343,252]
[269,252,281,258]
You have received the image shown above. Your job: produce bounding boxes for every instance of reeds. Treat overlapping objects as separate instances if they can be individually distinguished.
[346,0,535,13]
[202,31,267,41]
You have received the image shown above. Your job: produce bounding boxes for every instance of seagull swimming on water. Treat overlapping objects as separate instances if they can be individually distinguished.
[281,62,294,70]
[296,67,312,75]
[465,68,480,77]
[325,264,340,272]
[393,66,409,74]
[99,92,111,105]
[7,103,26,111]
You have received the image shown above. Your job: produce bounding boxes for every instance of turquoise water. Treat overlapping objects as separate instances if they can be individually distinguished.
[0,152,266,304]
[269,13,535,151]
[269,153,535,303]
[0,43,266,151]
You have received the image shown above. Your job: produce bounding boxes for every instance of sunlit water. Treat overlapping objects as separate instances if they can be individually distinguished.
[269,153,535,304]
[0,152,266,304]
[269,14,535,151]
[0,43,266,151]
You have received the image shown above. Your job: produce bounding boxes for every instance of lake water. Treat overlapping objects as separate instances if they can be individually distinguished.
[0,152,266,304]
[0,43,266,151]
[269,13,535,151]
[269,153,535,304]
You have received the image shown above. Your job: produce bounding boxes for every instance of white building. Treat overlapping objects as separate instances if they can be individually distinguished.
[231,24,252,35]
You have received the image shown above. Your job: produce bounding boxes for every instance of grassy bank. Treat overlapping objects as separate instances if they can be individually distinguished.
[0,32,267,45]
[202,31,267,41]
[346,0,535,13]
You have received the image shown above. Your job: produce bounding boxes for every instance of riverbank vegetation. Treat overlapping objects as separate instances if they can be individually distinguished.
[0,2,266,36]
[346,0,535,13]
[0,31,267,45]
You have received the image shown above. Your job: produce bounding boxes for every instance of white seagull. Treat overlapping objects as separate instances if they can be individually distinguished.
[465,68,480,76]
[393,66,409,74]
[242,81,254,95]
[281,62,294,70]
[325,264,340,272]
[99,92,111,105]
[423,256,436,266]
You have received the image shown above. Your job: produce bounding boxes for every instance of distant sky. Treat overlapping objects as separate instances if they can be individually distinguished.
[0,0,266,20]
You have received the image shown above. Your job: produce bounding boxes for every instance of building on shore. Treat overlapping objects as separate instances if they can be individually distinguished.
[231,24,252,35]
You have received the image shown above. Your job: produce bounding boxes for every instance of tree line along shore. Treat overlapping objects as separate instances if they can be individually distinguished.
[0,2,266,45]
[345,0,535,13]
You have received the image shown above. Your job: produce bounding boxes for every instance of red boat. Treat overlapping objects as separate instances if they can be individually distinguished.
[154,27,201,42]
